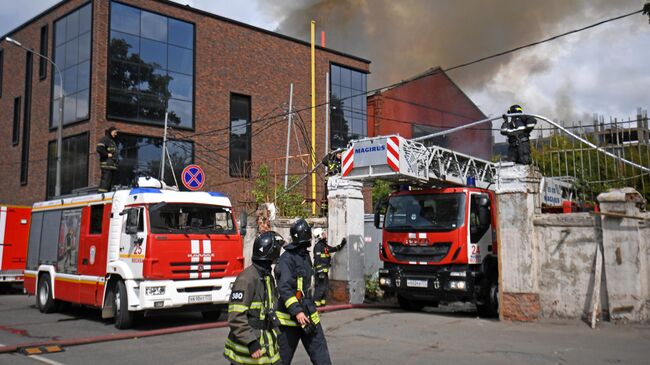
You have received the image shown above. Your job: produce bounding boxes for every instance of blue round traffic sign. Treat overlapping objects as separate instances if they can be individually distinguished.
[181,165,205,191]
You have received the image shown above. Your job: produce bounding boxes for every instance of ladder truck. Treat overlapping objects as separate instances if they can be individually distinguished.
[341,135,499,316]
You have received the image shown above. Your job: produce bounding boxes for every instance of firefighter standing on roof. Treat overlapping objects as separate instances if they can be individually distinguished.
[275,218,332,365]
[312,228,346,307]
[96,127,119,192]
[223,231,284,365]
[500,105,537,165]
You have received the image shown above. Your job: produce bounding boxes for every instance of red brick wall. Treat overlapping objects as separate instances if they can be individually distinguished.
[367,70,492,160]
[0,0,369,213]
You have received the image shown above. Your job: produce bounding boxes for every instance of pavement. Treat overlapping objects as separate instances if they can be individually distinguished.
[1,293,649,365]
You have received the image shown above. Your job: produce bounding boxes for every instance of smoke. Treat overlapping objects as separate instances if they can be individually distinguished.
[259,0,643,120]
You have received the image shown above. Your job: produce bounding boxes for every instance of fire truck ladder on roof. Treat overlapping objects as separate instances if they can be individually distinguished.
[341,134,497,189]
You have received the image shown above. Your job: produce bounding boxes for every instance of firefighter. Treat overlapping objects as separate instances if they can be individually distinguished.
[500,105,537,165]
[275,219,332,365]
[320,149,343,215]
[96,127,119,192]
[223,231,284,365]
[312,228,347,307]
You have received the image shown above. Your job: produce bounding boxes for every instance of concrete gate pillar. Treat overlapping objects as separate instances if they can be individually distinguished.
[597,188,648,322]
[495,164,543,321]
[327,176,365,304]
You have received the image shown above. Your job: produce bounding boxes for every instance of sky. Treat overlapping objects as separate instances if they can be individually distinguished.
[1,0,648,141]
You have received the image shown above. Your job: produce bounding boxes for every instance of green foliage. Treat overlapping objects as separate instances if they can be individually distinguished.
[364,273,383,303]
[251,165,309,217]
[372,180,392,208]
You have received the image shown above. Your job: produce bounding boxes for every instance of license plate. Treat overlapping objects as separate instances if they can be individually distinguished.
[406,279,428,288]
[188,294,212,303]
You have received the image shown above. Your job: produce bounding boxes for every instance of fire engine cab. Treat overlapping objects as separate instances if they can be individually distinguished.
[0,205,31,290]
[24,178,244,329]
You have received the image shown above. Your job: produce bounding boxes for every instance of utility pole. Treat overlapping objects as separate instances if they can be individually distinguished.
[310,20,317,215]
[6,37,64,196]
[284,83,294,189]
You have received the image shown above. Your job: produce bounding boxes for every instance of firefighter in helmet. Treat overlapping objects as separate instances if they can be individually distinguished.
[275,218,332,365]
[96,126,119,192]
[223,231,284,365]
[312,228,347,307]
[500,105,537,165]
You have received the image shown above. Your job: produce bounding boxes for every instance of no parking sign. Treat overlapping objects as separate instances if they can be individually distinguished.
[181,165,205,191]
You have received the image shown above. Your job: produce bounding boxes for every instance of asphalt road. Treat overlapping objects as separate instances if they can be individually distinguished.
[1,293,649,365]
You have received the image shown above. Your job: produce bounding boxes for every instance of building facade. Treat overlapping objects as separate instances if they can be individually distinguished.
[0,0,370,210]
[367,68,491,160]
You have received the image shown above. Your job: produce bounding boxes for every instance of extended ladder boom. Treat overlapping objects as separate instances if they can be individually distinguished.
[341,134,497,189]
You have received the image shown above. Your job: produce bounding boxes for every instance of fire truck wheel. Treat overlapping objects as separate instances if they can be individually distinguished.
[114,280,135,329]
[201,310,222,321]
[398,295,424,312]
[477,281,499,318]
[37,274,59,313]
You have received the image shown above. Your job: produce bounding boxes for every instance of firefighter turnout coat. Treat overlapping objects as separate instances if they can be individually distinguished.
[274,246,321,327]
[224,264,281,365]
[96,134,118,170]
[313,238,346,274]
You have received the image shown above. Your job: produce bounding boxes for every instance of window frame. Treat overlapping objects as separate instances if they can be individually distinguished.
[328,62,368,150]
[0,48,4,98]
[12,96,21,146]
[106,0,196,130]
[229,93,252,178]
[21,52,33,185]
[39,24,49,80]
[45,132,90,199]
[49,1,93,131]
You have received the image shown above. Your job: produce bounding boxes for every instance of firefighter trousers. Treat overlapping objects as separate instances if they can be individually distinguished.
[99,168,114,192]
[313,273,329,306]
[277,323,331,365]
[507,141,531,165]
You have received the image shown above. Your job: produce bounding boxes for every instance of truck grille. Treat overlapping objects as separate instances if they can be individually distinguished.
[170,261,228,278]
[387,242,451,262]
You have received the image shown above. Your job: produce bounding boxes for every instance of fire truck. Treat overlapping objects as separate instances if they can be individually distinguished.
[24,178,245,329]
[342,135,499,316]
[0,205,31,291]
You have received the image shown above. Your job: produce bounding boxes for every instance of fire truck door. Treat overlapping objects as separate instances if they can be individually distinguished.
[78,205,107,306]
[468,193,493,264]
[120,207,147,278]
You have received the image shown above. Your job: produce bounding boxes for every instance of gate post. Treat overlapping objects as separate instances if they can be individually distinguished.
[327,176,365,304]
[495,163,543,321]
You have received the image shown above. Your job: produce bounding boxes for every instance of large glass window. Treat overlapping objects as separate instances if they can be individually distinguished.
[51,3,92,127]
[47,133,89,198]
[108,2,194,129]
[229,94,251,177]
[113,134,194,189]
[385,193,466,232]
[149,203,236,234]
[330,64,367,149]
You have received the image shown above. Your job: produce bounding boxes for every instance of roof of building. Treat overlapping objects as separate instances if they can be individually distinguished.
[1,0,371,65]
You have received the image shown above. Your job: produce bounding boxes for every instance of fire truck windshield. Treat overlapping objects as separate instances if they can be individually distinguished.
[148,203,237,234]
[384,193,466,232]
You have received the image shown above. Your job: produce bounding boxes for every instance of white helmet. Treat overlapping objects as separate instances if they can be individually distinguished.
[312,227,324,239]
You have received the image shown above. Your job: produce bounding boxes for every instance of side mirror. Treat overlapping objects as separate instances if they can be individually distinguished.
[239,212,248,237]
[374,197,387,229]
[125,209,140,235]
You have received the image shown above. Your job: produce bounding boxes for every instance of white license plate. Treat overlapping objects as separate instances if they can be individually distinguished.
[188,294,212,304]
[406,279,428,288]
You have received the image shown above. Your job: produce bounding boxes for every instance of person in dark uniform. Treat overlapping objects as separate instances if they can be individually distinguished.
[501,105,537,165]
[275,219,332,365]
[312,228,347,307]
[96,127,119,192]
[223,231,284,365]
[320,149,343,216]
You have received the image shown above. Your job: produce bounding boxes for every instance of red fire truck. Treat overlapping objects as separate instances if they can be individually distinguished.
[24,178,245,329]
[0,205,31,291]
[342,134,499,316]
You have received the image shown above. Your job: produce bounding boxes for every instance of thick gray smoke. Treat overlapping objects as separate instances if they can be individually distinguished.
[259,0,644,120]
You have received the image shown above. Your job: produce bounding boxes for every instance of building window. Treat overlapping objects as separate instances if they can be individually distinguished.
[21,52,33,185]
[330,64,367,150]
[39,25,49,80]
[13,97,21,146]
[113,134,194,189]
[412,124,448,148]
[107,2,194,129]
[229,94,251,177]
[51,3,92,128]
[0,49,3,97]
[46,133,89,198]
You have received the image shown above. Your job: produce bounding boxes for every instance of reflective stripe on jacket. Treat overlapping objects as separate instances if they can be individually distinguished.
[96,135,118,170]
[274,247,320,326]
[313,238,346,273]
[224,265,281,365]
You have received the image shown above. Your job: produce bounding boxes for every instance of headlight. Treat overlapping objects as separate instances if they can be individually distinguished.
[379,277,392,286]
[449,281,466,290]
[145,286,166,296]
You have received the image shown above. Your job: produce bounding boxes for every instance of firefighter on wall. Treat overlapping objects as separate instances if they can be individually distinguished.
[275,219,332,365]
[223,231,284,365]
[312,228,347,307]
[500,105,537,165]
[96,126,119,192]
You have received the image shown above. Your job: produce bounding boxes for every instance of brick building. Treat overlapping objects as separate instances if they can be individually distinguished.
[367,68,491,160]
[0,0,370,211]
